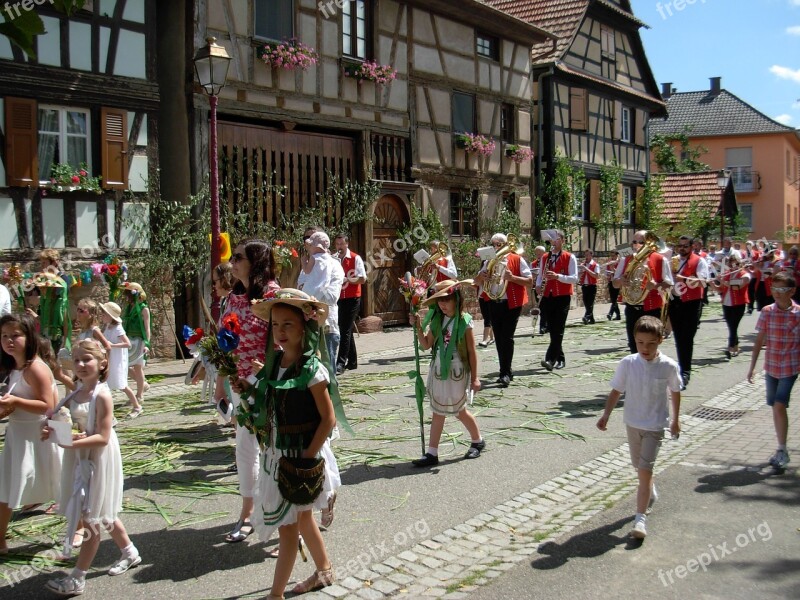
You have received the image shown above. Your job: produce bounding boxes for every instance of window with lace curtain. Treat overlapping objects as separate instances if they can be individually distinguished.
[37,106,91,183]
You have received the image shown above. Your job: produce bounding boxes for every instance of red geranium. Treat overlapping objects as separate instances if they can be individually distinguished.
[71,175,80,183]
[221,313,241,335]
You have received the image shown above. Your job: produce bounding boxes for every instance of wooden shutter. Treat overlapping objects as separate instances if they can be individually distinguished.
[569,88,587,131]
[101,107,128,190]
[634,109,645,146]
[612,100,622,140]
[5,97,38,186]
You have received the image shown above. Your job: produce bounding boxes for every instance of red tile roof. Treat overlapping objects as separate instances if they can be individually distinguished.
[659,171,724,223]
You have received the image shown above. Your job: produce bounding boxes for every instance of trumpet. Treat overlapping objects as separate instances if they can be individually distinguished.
[418,241,449,287]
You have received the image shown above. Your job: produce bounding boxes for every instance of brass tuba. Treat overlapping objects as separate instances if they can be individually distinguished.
[620,231,667,305]
[485,234,523,300]
[418,241,449,287]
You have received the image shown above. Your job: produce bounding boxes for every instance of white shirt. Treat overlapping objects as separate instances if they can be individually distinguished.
[0,284,10,317]
[673,254,710,298]
[610,353,682,431]
[298,252,344,334]
[536,252,578,288]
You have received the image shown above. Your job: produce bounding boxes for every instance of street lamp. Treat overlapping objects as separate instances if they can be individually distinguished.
[194,36,231,321]
[717,168,731,244]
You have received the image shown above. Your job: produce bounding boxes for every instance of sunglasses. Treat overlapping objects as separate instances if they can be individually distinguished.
[632,240,644,245]
[230,253,245,263]
[772,286,795,294]
[77,307,89,313]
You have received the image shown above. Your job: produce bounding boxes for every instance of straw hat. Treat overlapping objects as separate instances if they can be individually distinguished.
[99,301,122,323]
[422,279,474,306]
[122,281,147,301]
[250,288,329,324]
[33,272,66,289]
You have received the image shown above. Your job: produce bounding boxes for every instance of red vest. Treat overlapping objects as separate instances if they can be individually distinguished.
[436,257,450,283]
[339,251,362,299]
[506,253,529,309]
[580,260,599,286]
[721,269,749,306]
[543,251,574,297]
[674,253,704,302]
[622,253,666,310]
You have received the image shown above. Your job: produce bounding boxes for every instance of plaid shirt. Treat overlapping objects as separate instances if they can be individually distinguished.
[755,301,800,378]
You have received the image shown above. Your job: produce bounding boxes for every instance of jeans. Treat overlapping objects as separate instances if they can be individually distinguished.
[325,332,340,376]
[765,373,798,406]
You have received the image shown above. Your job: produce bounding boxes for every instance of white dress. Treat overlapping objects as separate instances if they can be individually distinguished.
[58,383,123,552]
[103,323,129,390]
[251,362,341,541]
[0,361,62,508]
[427,318,473,415]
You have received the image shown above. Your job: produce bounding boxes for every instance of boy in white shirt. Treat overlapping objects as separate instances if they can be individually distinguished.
[597,316,682,539]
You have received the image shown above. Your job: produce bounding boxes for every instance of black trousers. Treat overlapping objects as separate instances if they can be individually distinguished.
[478,297,492,328]
[624,304,662,354]
[607,283,620,318]
[488,300,521,377]
[581,285,597,319]
[538,295,549,332]
[755,282,774,311]
[722,304,746,348]
[542,294,571,364]
[336,297,360,369]
[668,298,702,377]
[747,278,757,311]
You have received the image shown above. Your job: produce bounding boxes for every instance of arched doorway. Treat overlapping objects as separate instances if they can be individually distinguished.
[370,194,409,324]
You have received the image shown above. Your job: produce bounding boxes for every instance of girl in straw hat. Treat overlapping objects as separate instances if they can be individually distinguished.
[411,279,485,468]
[120,282,151,405]
[99,302,140,418]
[241,288,342,598]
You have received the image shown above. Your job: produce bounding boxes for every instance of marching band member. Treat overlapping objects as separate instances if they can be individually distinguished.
[475,255,495,349]
[605,251,621,320]
[754,246,779,311]
[535,230,577,371]
[668,235,709,389]
[744,240,760,314]
[474,233,531,387]
[579,249,600,325]
[710,250,750,359]
[334,234,366,376]
[531,246,548,334]
[614,230,673,355]
[429,240,458,283]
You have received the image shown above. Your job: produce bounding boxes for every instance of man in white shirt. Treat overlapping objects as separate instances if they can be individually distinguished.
[0,283,11,317]
[298,230,345,374]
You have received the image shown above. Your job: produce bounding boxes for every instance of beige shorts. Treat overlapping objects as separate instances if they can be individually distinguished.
[626,425,664,471]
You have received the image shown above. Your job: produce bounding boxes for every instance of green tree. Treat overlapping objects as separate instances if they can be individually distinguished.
[680,196,719,246]
[651,127,710,173]
[594,160,623,248]
[1,0,87,57]
[638,175,670,238]
[535,153,584,249]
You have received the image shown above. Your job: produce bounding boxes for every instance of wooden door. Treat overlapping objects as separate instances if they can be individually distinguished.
[371,194,409,324]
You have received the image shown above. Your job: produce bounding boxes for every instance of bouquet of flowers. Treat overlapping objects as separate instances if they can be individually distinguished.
[91,255,127,301]
[259,38,319,71]
[272,240,298,278]
[398,275,428,314]
[343,60,397,85]
[454,133,496,157]
[185,313,241,379]
[2,264,27,312]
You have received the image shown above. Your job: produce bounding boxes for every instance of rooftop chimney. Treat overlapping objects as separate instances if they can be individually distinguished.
[709,76,721,96]
[661,82,672,99]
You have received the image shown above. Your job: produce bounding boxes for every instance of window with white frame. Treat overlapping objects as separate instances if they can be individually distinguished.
[622,186,634,224]
[620,107,631,143]
[343,0,368,59]
[476,32,499,60]
[573,181,589,221]
[38,106,91,182]
[254,0,293,41]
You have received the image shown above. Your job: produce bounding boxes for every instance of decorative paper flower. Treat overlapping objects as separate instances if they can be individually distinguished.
[107,264,120,276]
[399,276,428,313]
[91,263,105,276]
[301,304,318,322]
[182,325,194,341]
[221,313,241,336]
[216,329,241,354]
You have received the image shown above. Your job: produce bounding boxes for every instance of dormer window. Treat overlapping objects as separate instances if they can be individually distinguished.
[476,32,499,61]
[601,26,615,59]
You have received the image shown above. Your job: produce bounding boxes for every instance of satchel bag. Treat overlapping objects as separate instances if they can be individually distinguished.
[277,456,326,505]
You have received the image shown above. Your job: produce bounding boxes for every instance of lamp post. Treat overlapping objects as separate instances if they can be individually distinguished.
[194,36,231,321]
[717,168,731,245]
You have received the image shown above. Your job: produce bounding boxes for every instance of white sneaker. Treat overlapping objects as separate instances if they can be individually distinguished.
[108,553,142,576]
[646,484,658,514]
[630,517,647,539]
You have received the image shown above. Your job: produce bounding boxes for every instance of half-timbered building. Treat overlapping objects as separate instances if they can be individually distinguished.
[489,0,665,250]
[194,0,553,323]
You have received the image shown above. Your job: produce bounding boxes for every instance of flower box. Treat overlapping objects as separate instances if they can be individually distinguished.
[504,144,534,164]
[342,60,397,85]
[43,162,102,194]
[454,133,496,157]
[258,39,318,71]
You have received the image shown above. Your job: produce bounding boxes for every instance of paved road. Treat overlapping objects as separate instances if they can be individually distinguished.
[1,299,796,599]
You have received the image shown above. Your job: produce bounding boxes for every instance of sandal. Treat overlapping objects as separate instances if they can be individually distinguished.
[291,567,334,594]
[127,407,143,419]
[321,491,337,529]
[72,529,86,550]
[44,575,85,596]
[224,519,253,543]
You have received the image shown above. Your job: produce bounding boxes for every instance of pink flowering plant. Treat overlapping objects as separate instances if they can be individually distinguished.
[504,144,534,164]
[259,39,319,71]
[454,133,496,157]
[343,60,397,85]
[44,162,102,194]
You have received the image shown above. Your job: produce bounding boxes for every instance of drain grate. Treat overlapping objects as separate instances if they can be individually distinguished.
[690,407,749,421]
